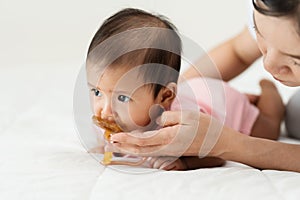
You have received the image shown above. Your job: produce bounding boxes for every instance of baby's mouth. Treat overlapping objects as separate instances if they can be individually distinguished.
[92,115,123,134]
[92,115,147,166]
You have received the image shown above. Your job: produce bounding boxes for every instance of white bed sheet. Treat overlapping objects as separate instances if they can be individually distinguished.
[1,63,300,200]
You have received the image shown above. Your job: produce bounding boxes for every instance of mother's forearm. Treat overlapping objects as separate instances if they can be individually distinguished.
[219,128,300,172]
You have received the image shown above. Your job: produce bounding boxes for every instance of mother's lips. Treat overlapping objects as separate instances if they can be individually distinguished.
[274,76,284,82]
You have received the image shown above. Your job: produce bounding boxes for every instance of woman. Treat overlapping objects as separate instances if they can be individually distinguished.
[108,0,300,172]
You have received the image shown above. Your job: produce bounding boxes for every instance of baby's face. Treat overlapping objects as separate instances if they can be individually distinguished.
[87,66,164,132]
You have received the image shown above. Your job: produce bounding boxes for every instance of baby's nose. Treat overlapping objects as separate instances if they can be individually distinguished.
[101,105,113,121]
[94,100,113,121]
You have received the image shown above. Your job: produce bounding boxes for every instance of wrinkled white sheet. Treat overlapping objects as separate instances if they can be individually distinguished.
[90,161,300,200]
[1,63,300,200]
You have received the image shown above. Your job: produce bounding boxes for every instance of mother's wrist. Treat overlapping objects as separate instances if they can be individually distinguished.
[214,126,250,161]
[200,125,234,159]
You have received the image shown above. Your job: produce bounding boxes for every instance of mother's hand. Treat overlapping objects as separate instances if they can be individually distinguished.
[108,111,225,158]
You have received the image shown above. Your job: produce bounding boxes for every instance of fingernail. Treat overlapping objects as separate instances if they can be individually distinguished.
[110,134,116,140]
[109,140,114,144]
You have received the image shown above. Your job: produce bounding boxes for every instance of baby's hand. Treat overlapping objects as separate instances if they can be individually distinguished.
[147,156,187,170]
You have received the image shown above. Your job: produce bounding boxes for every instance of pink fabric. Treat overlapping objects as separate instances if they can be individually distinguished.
[171,78,259,135]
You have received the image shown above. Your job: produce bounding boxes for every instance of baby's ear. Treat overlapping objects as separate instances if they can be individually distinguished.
[158,82,177,109]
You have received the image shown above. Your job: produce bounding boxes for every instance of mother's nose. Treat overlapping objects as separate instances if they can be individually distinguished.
[263,50,288,75]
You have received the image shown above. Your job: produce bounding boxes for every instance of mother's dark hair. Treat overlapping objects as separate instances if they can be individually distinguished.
[253,0,300,35]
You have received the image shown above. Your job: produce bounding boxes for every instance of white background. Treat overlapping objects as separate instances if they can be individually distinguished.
[1,2,300,199]
[0,0,246,65]
[0,0,298,101]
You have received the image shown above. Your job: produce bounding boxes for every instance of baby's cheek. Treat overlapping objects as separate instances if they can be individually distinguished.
[89,95,97,114]
[115,103,152,130]
[295,70,300,83]
[129,109,151,127]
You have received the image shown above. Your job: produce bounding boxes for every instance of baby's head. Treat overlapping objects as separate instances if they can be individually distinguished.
[86,8,182,132]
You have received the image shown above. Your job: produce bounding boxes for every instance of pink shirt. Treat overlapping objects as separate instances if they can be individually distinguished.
[171,78,259,135]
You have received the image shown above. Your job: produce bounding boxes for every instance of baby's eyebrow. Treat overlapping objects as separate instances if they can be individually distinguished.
[87,82,108,92]
[87,82,98,89]
[87,82,130,94]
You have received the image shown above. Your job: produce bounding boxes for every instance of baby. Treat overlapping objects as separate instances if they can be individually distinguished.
[86,8,284,170]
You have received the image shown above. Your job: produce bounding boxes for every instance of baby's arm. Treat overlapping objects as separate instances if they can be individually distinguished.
[180,156,225,170]
[149,156,225,170]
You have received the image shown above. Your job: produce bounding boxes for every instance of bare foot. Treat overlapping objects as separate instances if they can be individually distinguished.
[259,79,277,89]
[250,79,285,140]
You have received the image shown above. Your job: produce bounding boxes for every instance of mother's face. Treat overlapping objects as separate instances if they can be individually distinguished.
[254,10,300,87]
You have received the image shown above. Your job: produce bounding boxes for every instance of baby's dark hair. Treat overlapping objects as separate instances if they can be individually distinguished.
[253,0,300,35]
[87,8,182,98]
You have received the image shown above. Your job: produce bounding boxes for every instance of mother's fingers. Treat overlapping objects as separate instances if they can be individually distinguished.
[110,126,177,147]
[110,141,186,157]
[156,111,181,127]
[108,142,171,157]
[157,110,200,127]
[108,111,204,157]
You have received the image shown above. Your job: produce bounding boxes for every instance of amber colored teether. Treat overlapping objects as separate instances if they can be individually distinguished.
[92,115,146,166]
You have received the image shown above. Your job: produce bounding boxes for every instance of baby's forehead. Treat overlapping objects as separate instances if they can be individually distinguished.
[87,63,141,80]
[87,64,149,90]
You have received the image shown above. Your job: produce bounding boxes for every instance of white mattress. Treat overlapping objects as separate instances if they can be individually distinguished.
[1,63,300,200]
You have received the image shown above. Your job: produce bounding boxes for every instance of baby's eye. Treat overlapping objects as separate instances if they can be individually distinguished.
[117,95,130,103]
[91,88,102,97]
